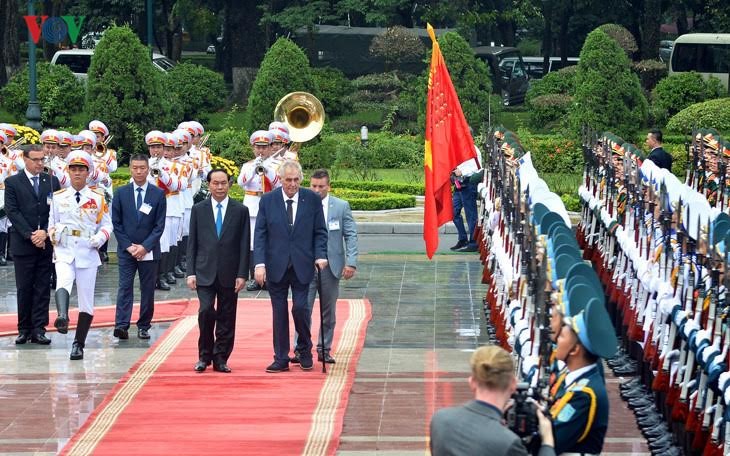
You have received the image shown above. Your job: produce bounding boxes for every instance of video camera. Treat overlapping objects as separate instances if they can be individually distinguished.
[505,382,542,452]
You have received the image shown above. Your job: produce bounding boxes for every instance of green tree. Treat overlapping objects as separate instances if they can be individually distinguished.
[85,25,172,160]
[163,62,227,119]
[569,28,648,139]
[416,31,493,133]
[651,72,725,126]
[244,37,318,133]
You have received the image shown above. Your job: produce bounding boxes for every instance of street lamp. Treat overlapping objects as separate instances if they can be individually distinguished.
[25,0,42,131]
[360,125,368,147]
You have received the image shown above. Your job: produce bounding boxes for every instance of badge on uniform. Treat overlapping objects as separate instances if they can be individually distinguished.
[139,203,152,215]
[556,403,576,422]
[328,220,340,231]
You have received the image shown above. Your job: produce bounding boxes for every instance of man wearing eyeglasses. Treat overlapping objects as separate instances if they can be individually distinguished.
[4,145,60,345]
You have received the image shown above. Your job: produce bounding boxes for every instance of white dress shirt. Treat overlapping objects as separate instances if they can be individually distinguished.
[282,191,298,224]
[212,195,229,221]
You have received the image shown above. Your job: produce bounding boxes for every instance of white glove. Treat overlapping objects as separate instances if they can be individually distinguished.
[89,232,106,249]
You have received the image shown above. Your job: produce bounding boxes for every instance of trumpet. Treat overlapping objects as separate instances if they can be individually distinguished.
[95,134,114,158]
[149,157,161,177]
[255,157,265,175]
[42,156,51,174]
[199,133,210,148]
[9,137,26,150]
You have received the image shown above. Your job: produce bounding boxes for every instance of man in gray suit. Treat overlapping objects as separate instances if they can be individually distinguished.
[295,169,358,365]
[430,345,555,456]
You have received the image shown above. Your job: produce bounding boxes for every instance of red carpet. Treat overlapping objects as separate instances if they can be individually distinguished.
[61,298,371,456]
[0,300,195,337]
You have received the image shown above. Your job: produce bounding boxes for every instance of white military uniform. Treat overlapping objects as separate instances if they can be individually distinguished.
[49,186,112,315]
[238,160,278,249]
[175,153,194,237]
[147,157,184,252]
[0,146,23,232]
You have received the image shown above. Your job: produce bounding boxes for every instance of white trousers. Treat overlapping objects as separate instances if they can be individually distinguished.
[182,208,191,237]
[0,216,9,233]
[161,216,181,252]
[55,262,98,315]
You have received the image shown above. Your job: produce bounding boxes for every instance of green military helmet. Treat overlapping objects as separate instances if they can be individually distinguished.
[712,219,730,246]
[540,211,566,235]
[622,142,646,162]
[552,230,579,249]
[532,202,550,226]
[564,262,602,295]
[554,243,582,262]
[568,299,618,359]
[565,281,604,316]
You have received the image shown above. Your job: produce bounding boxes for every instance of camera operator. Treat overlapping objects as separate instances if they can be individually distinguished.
[430,345,555,456]
[550,300,616,455]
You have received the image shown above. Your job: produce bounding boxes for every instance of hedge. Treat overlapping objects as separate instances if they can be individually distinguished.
[653,74,727,127]
[665,98,730,135]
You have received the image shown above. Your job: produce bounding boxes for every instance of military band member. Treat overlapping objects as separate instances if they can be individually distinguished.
[48,150,111,360]
[238,130,279,291]
[146,130,182,290]
[173,128,194,278]
[77,130,111,190]
[88,121,116,262]
[268,121,297,162]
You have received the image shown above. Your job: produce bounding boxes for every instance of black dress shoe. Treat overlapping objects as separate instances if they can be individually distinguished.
[266,361,289,373]
[15,333,30,344]
[194,360,208,372]
[173,266,185,278]
[113,327,129,339]
[318,353,336,364]
[450,240,467,251]
[137,328,150,339]
[165,272,177,284]
[213,363,232,373]
[31,333,51,345]
[70,341,84,360]
[0,256,6,266]
[456,244,478,252]
[100,251,109,263]
[156,278,171,291]
[246,279,261,291]
[299,356,313,370]
[54,316,69,334]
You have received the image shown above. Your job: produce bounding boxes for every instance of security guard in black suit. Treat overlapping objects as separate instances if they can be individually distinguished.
[550,299,616,455]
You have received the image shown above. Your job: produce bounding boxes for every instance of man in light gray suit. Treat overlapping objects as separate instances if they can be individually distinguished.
[294,169,358,365]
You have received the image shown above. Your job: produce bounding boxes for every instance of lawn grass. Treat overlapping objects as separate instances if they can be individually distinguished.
[200,108,248,131]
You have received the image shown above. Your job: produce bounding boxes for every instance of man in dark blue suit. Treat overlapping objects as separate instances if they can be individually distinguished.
[254,160,328,373]
[112,154,166,340]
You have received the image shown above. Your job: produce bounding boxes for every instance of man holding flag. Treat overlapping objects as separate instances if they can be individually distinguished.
[423,23,479,259]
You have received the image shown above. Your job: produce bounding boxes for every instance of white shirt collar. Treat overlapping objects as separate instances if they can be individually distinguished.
[283,191,299,204]
[135,181,149,193]
[212,195,229,210]
[24,168,38,180]
[565,363,597,387]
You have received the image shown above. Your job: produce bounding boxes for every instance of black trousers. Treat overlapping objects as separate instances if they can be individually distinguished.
[196,277,238,364]
[13,249,53,335]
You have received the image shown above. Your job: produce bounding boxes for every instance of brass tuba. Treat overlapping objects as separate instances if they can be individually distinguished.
[273,92,325,151]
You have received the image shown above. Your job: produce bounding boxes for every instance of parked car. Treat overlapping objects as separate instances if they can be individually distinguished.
[472,46,530,106]
[51,49,176,81]
[659,40,674,63]
[522,56,579,79]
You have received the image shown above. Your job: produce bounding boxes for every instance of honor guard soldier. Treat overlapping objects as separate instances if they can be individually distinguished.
[88,120,118,174]
[159,131,187,286]
[551,299,616,455]
[172,128,194,278]
[0,131,15,266]
[146,130,183,290]
[76,130,111,190]
[0,123,25,172]
[238,130,278,291]
[269,121,297,162]
[48,150,112,360]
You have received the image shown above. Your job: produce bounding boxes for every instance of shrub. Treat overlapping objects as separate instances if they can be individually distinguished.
[518,131,583,174]
[527,94,573,130]
[333,139,382,181]
[207,127,252,165]
[331,188,416,210]
[311,67,351,117]
[665,98,730,135]
[416,31,493,131]
[245,38,317,133]
[85,26,172,161]
[526,66,577,104]
[651,72,726,126]
[569,28,648,140]
[163,62,227,119]
[369,26,425,71]
[330,180,424,195]
[632,59,668,92]
[597,23,638,57]
[0,62,85,126]
[300,134,339,170]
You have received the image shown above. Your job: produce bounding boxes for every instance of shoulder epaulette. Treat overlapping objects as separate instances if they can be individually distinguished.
[54,188,66,195]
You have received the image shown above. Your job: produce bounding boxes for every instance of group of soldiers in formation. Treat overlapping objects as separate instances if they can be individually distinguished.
[475,126,730,455]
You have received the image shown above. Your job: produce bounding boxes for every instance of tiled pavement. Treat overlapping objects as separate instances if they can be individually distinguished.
[0,232,649,455]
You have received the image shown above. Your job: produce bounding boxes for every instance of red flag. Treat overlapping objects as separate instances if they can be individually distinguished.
[423,24,477,258]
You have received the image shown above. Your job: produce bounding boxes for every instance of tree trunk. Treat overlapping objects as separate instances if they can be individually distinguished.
[675,3,688,35]
[641,0,661,59]
[0,0,21,85]
[558,0,573,62]
[541,0,553,71]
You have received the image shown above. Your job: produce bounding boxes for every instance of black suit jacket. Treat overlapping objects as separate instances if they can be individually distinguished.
[112,183,167,260]
[5,171,60,256]
[647,146,673,171]
[253,187,328,284]
[187,197,250,287]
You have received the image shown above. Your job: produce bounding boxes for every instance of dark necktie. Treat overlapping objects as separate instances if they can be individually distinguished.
[31,176,39,197]
[75,191,81,204]
[286,199,294,228]
[216,203,223,238]
[136,188,143,220]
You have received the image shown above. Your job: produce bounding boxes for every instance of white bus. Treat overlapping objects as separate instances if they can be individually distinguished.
[669,33,730,93]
